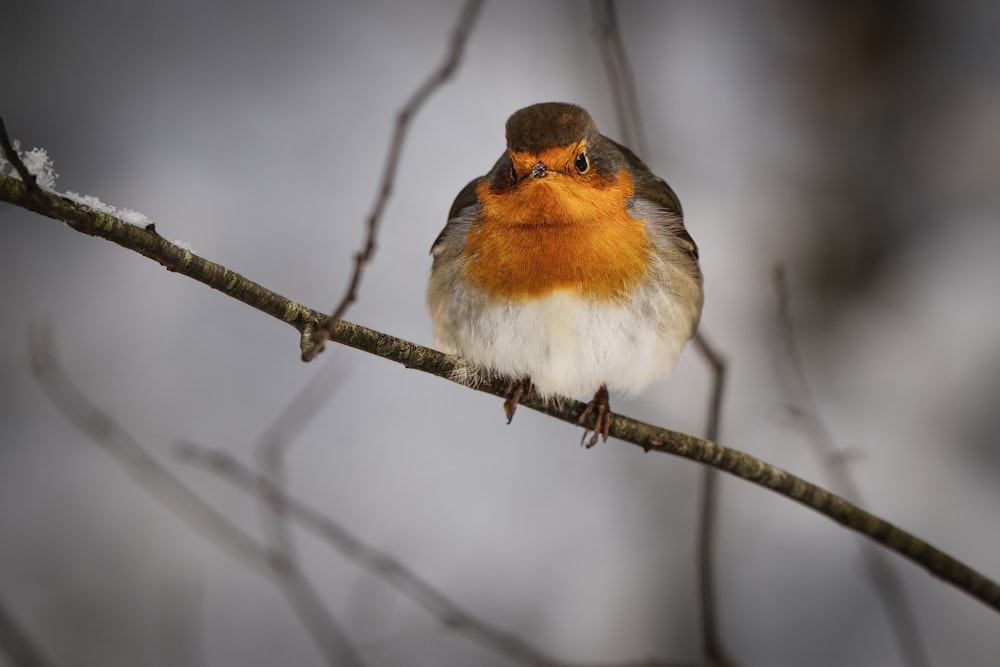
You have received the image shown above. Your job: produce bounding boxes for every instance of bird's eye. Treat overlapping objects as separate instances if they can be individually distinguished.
[509,161,517,181]
[574,151,589,174]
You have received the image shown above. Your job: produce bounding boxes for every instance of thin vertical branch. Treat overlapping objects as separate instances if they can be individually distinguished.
[690,334,729,667]
[772,266,930,667]
[253,361,365,667]
[317,0,485,355]
[591,0,646,153]
[591,3,733,664]
[255,361,346,558]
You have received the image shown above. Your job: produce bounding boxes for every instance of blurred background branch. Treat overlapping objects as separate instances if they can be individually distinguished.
[26,323,366,666]
[179,442,587,667]
[26,326,589,666]
[25,322,273,574]
[773,265,929,667]
[253,361,362,666]
[591,3,733,663]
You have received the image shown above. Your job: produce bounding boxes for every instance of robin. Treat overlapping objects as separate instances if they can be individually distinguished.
[428,102,703,446]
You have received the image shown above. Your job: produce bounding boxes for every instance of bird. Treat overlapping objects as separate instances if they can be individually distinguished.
[427,102,702,446]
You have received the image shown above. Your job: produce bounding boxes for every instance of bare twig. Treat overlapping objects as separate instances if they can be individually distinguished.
[262,550,364,667]
[590,3,733,663]
[773,266,930,667]
[0,599,52,667]
[0,116,40,193]
[690,334,730,667]
[591,0,646,153]
[253,361,365,667]
[3,133,999,617]
[319,0,484,351]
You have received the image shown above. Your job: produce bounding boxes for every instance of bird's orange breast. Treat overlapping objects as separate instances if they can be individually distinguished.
[462,166,649,302]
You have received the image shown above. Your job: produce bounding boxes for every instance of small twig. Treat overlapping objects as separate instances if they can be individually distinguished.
[319,0,484,352]
[0,599,52,667]
[590,4,734,663]
[773,266,930,667]
[0,116,40,192]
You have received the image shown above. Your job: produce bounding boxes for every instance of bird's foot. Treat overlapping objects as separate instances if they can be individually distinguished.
[577,384,612,448]
[503,377,533,424]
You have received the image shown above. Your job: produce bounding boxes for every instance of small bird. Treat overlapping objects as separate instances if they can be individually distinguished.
[428,102,702,446]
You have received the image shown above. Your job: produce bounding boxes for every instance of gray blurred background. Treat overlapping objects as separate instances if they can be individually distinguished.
[2,1,999,665]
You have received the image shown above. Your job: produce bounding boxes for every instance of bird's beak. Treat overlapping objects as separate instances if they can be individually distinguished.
[531,161,547,179]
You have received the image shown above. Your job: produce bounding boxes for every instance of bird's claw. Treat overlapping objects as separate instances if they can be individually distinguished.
[503,377,533,424]
[578,384,612,447]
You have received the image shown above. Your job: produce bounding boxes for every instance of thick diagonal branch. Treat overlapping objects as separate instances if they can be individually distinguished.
[1,170,998,617]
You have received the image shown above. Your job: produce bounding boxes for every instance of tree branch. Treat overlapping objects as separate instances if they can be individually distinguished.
[3,169,999,615]
[3,116,1000,617]
[0,170,328,360]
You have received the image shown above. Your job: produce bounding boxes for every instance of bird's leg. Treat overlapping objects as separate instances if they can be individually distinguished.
[578,384,612,447]
[503,377,533,424]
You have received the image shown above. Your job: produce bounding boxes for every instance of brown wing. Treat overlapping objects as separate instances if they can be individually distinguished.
[609,138,698,262]
[430,175,483,255]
